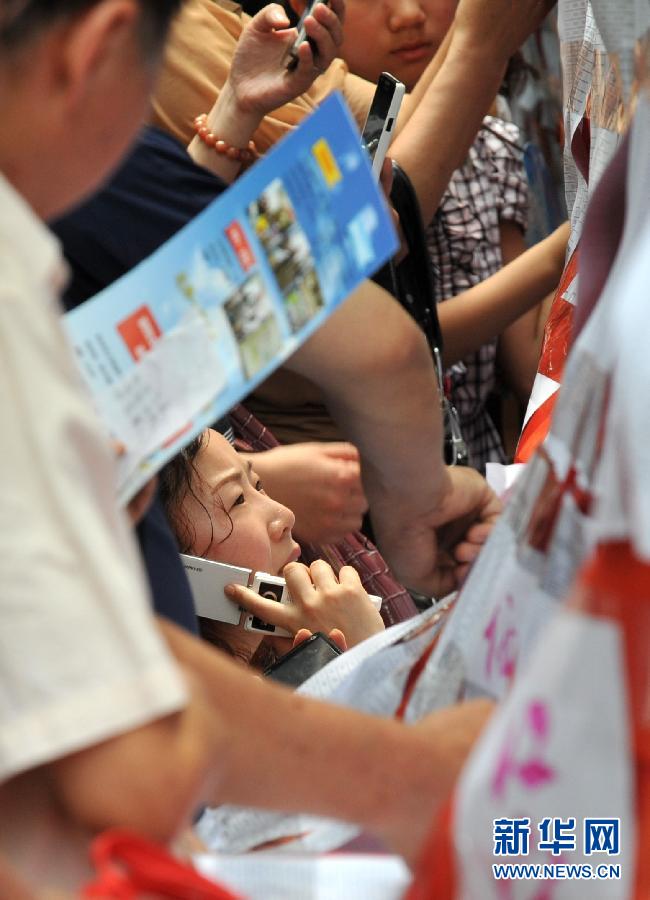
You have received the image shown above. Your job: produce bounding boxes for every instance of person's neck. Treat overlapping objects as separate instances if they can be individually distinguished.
[0,156,40,219]
[0,75,67,221]
[0,775,94,893]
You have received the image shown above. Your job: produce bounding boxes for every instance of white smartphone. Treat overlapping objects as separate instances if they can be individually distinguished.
[360,72,405,181]
[181,555,251,626]
[286,0,331,70]
[181,555,293,636]
[181,554,382,636]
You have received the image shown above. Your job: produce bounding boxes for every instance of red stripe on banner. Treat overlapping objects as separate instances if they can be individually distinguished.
[538,248,579,381]
[515,392,559,463]
[394,638,439,721]
[515,250,580,462]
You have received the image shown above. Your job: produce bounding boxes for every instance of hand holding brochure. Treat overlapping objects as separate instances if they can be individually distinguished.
[64,95,397,502]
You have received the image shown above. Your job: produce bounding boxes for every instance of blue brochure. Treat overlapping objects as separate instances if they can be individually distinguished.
[65,93,397,502]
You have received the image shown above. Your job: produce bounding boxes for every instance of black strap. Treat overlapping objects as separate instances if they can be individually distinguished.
[379,162,469,467]
[389,160,444,353]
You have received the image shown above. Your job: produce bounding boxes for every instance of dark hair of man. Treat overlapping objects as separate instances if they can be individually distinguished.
[0,0,184,55]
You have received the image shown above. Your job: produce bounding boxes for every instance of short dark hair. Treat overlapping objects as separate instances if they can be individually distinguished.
[0,0,183,54]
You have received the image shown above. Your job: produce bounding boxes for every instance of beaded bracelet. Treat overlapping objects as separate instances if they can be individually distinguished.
[193,113,259,164]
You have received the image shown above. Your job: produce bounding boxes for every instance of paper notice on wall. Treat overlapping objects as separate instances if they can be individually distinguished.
[453,609,633,900]
[194,852,412,900]
[561,0,648,254]
[587,94,650,556]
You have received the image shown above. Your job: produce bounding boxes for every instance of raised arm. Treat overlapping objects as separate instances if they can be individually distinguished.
[388,0,557,223]
[188,0,345,183]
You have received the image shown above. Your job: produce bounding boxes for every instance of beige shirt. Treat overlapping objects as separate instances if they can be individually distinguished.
[151,0,373,152]
[0,171,187,786]
[152,0,373,443]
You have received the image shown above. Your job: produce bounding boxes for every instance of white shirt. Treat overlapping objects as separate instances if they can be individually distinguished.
[0,171,187,783]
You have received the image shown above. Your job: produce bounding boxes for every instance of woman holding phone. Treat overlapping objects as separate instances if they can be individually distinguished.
[160,429,386,665]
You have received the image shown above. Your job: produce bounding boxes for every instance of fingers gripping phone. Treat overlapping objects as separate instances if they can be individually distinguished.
[181,554,382,636]
[286,0,331,70]
[360,72,405,181]
[263,632,342,687]
[181,556,293,637]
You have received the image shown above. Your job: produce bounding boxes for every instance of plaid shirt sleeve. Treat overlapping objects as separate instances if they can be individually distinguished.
[482,116,529,233]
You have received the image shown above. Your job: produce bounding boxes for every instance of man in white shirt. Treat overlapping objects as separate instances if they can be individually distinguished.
[0,0,510,890]
[0,1,219,886]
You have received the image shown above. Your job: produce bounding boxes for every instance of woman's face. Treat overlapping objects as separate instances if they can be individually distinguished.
[338,0,459,89]
[181,430,300,575]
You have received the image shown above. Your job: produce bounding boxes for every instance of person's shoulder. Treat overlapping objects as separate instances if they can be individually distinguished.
[126,126,228,197]
[139,124,187,156]
[134,126,193,173]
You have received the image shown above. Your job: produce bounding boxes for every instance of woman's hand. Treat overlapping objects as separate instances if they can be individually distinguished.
[230,0,345,117]
[293,627,348,652]
[226,560,384,648]
[189,1,344,182]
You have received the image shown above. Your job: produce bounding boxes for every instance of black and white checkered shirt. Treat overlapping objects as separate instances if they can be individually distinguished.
[426,116,529,471]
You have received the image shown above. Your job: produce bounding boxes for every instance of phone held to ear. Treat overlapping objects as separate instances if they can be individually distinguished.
[263,631,342,687]
[181,554,382,636]
[360,72,405,181]
[285,0,331,70]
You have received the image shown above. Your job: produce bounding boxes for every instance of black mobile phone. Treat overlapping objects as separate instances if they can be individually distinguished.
[286,0,330,69]
[263,632,342,687]
[360,72,405,180]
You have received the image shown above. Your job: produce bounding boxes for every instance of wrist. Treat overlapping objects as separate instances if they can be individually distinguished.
[368,468,454,578]
[206,80,264,148]
[450,19,512,70]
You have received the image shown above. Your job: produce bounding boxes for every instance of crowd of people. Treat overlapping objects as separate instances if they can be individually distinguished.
[0,0,648,896]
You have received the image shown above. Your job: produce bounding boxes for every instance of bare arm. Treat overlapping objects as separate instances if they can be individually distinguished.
[44,610,491,868]
[159,618,494,864]
[388,0,556,223]
[438,222,569,369]
[283,281,501,594]
[0,856,36,900]
[50,669,224,843]
[497,224,559,402]
[189,1,345,183]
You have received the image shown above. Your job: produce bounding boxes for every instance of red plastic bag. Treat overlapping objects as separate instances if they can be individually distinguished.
[82,829,243,899]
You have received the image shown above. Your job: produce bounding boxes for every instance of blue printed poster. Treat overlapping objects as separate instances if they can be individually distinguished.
[64,94,397,502]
